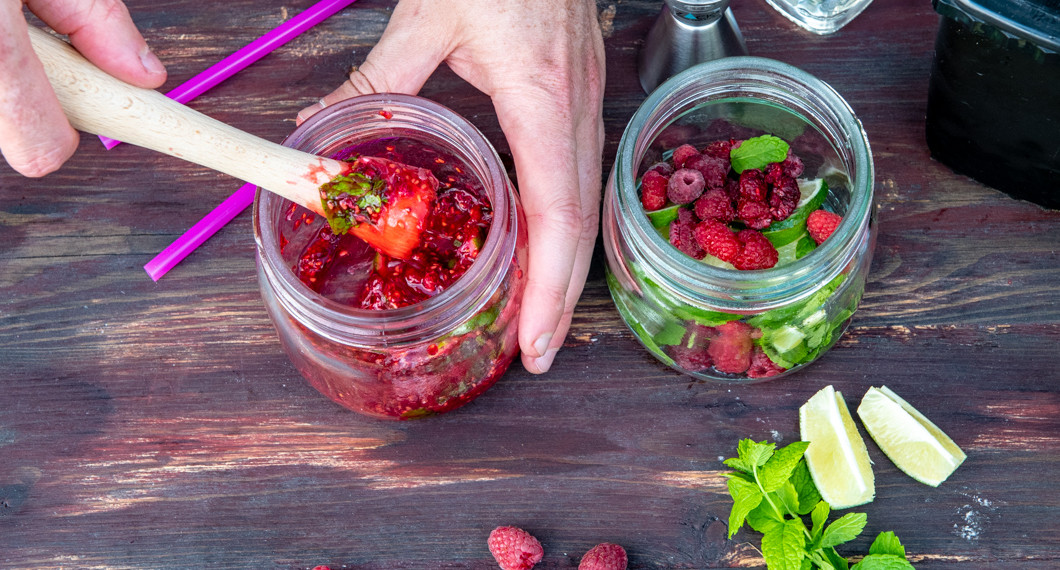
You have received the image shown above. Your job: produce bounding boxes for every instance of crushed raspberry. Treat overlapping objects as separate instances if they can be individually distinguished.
[781,151,805,179]
[667,168,706,204]
[671,144,700,168]
[488,526,544,570]
[736,197,773,230]
[764,162,786,186]
[748,346,787,378]
[646,161,674,177]
[732,229,779,270]
[685,153,729,190]
[768,175,800,222]
[669,208,706,259]
[738,169,769,202]
[708,321,755,374]
[694,188,736,223]
[694,219,741,263]
[807,209,842,244]
[640,170,669,211]
[578,542,628,570]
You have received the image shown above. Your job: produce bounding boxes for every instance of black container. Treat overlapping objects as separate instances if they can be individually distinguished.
[926,0,1060,209]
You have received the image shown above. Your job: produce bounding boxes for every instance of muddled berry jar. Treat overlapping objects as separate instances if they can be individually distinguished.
[603,57,875,383]
[254,94,527,419]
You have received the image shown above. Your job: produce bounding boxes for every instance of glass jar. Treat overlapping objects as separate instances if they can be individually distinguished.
[763,0,875,35]
[254,94,527,419]
[603,56,875,383]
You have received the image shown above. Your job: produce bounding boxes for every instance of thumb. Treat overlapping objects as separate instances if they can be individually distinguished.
[298,5,451,124]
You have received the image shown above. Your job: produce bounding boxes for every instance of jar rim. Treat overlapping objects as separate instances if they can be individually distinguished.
[254,93,518,344]
[615,56,874,310]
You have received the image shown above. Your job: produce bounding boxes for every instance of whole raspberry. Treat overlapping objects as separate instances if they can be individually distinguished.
[694,219,741,263]
[640,170,669,211]
[738,169,769,202]
[781,150,805,179]
[694,188,736,223]
[732,229,779,270]
[708,321,755,374]
[488,526,544,570]
[669,207,706,260]
[807,209,843,245]
[685,153,729,190]
[667,168,706,204]
[670,324,717,372]
[646,161,674,177]
[702,138,736,160]
[763,162,786,186]
[736,197,773,230]
[671,143,700,168]
[578,542,628,570]
[768,175,800,222]
[747,346,787,378]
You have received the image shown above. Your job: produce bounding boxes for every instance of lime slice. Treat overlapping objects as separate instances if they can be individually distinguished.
[797,178,827,210]
[646,204,682,229]
[799,385,875,509]
[856,386,967,487]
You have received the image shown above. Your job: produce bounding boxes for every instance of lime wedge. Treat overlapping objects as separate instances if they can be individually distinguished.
[646,204,682,229]
[856,386,966,487]
[797,178,827,209]
[799,385,875,509]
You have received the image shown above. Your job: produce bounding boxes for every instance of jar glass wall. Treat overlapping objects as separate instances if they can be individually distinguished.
[254,94,527,419]
[603,57,875,383]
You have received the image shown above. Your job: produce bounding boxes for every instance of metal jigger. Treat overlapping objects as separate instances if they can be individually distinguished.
[638,0,749,94]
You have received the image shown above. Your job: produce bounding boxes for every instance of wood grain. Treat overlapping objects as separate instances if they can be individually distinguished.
[2,0,1058,568]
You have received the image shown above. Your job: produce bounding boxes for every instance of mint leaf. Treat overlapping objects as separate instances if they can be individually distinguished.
[762,518,807,570]
[730,134,790,173]
[867,531,906,558]
[820,512,868,549]
[723,459,754,475]
[738,439,776,468]
[791,460,822,515]
[774,481,801,516]
[822,546,851,570]
[810,500,830,542]
[850,554,915,570]
[759,441,810,492]
[727,476,764,538]
[747,500,784,534]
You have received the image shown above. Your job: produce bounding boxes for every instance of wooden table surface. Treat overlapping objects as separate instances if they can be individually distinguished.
[2,0,1058,568]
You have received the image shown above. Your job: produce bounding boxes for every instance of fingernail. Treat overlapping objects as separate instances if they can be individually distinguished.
[139,46,165,75]
[532,333,553,358]
[531,348,558,374]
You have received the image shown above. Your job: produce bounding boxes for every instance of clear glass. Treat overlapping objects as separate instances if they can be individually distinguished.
[764,0,875,34]
[602,56,875,383]
[254,94,527,419]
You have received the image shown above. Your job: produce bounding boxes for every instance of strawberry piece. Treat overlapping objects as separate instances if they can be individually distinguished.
[488,526,544,570]
[319,155,438,260]
[578,542,628,570]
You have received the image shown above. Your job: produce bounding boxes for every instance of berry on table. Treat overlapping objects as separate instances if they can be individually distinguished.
[578,542,628,570]
[667,168,707,204]
[488,526,544,570]
[807,209,843,245]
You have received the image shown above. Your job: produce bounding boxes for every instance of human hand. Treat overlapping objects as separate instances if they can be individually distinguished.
[0,0,167,177]
[298,0,605,374]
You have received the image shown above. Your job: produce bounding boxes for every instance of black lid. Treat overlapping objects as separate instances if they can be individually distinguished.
[933,0,1060,52]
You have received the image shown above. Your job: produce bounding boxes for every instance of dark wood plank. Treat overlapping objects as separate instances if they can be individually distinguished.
[2,0,1058,568]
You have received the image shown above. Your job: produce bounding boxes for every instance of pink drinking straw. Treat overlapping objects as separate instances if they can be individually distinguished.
[103,0,358,149]
[141,0,359,281]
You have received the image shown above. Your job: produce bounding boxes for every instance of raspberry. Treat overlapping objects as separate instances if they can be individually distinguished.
[669,208,706,260]
[781,151,805,179]
[640,170,669,211]
[669,324,717,371]
[732,229,779,270]
[667,168,706,204]
[671,144,700,168]
[702,138,736,160]
[693,189,736,223]
[693,219,741,263]
[646,161,674,177]
[685,153,729,190]
[748,346,787,378]
[578,542,628,570]
[738,169,769,202]
[736,197,773,230]
[708,321,755,374]
[768,175,800,222]
[488,526,544,570]
[807,209,843,245]
[764,162,786,186]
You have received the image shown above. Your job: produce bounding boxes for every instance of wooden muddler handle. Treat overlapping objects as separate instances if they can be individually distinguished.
[27,26,345,215]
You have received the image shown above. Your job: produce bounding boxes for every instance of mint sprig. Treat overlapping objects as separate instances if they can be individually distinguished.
[730,134,790,173]
[724,439,915,570]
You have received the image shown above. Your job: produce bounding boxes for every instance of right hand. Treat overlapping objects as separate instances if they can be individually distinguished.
[0,0,167,177]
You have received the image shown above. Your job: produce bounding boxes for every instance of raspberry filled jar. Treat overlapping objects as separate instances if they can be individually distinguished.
[603,57,875,383]
[254,94,527,419]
